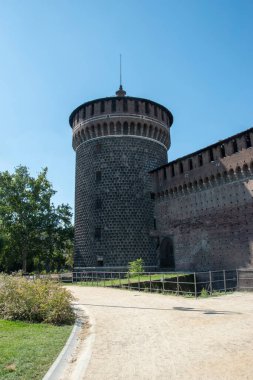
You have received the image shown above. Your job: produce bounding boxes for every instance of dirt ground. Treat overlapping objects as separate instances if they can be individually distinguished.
[69,287,253,380]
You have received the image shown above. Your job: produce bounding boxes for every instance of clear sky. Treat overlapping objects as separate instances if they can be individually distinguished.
[0,0,252,209]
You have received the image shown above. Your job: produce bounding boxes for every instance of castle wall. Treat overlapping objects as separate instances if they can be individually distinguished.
[151,128,253,271]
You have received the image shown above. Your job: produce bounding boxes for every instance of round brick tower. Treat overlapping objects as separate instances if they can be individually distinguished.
[69,86,173,269]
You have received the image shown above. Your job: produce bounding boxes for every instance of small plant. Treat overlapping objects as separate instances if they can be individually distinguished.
[200,288,209,298]
[128,258,144,277]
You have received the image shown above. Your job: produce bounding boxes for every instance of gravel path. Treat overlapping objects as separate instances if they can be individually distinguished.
[69,287,253,380]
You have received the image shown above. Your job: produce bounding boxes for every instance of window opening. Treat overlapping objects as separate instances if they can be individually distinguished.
[198,154,203,166]
[232,139,238,153]
[245,133,252,148]
[95,198,102,209]
[123,99,128,112]
[96,171,101,182]
[209,149,214,162]
[171,164,175,177]
[91,103,94,116]
[95,143,101,153]
[220,144,226,158]
[94,228,101,241]
[112,99,116,112]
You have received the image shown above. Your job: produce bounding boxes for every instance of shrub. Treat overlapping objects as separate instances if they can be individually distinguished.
[200,288,209,298]
[0,275,75,325]
[128,258,144,277]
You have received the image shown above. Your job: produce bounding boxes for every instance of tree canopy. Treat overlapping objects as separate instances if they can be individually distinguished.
[0,166,73,273]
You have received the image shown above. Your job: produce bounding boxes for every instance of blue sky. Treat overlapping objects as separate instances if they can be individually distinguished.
[0,0,252,209]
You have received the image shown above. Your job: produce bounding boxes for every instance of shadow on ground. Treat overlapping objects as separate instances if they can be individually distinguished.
[77,303,241,315]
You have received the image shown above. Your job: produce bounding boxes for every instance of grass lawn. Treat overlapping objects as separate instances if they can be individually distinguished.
[70,273,183,287]
[0,320,73,380]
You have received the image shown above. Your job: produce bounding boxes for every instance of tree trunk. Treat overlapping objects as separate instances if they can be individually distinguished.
[22,250,27,273]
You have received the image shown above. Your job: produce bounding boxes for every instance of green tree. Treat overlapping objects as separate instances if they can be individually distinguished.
[0,166,73,273]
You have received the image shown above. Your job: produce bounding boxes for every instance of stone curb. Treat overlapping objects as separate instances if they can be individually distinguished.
[42,304,95,380]
[42,319,82,380]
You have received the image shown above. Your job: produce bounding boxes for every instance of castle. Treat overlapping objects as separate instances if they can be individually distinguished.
[69,86,253,271]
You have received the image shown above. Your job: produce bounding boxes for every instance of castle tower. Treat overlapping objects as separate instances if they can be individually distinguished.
[69,86,173,269]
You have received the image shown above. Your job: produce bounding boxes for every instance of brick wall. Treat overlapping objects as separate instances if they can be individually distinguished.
[151,128,253,271]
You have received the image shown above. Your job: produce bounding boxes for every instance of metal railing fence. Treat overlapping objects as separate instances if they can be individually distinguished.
[65,269,238,297]
[21,268,253,297]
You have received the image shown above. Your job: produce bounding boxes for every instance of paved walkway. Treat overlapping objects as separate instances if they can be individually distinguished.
[68,287,253,380]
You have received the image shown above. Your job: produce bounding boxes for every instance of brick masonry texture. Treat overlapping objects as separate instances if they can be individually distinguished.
[70,90,253,271]
[74,136,167,268]
[151,128,253,271]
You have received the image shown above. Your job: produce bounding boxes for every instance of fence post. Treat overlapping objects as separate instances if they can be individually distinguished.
[91,271,93,287]
[138,273,140,292]
[176,275,179,296]
[161,273,164,294]
[236,269,239,290]
[209,271,212,295]
[194,272,197,298]
[149,273,152,293]
[119,272,121,288]
[128,271,130,290]
[223,270,226,293]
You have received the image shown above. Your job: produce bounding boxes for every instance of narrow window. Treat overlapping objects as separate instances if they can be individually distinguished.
[154,219,157,230]
[154,106,158,117]
[163,167,167,180]
[96,171,101,182]
[123,99,128,112]
[83,107,86,119]
[220,144,226,158]
[91,103,94,116]
[123,122,128,135]
[76,112,79,123]
[188,158,193,170]
[245,133,252,148]
[198,154,203,166]
[208,148,214,162]
[95,143,101,153]
[161,111,164,121]
[150,192,155,200]
[134,101,139,113]
[112,99,116,112]
[95,198,102,209]
[97,257,103,267]
[232,139,238,153]
[94,228,101,241]
[100,101,105,112]
[179,162,184,173]
[145,102,149,114]
[171,164,175,177]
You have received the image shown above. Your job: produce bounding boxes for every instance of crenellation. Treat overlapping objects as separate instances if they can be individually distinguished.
[70,88,253,271]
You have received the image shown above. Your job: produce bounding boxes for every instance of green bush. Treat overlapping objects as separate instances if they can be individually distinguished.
[200,288,209,298]
[128,258,144,277]
[0,275,75,325]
